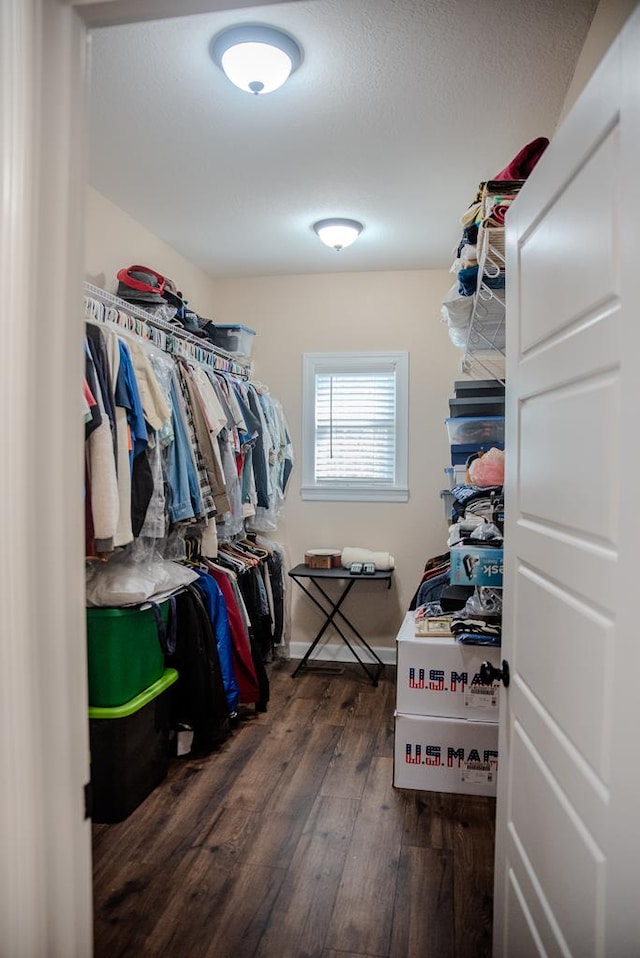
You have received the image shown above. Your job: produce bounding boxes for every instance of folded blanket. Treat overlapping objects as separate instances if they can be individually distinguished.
[341,547,395,571]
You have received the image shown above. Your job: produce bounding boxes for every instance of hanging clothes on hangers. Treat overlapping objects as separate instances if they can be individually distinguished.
[85,330,118,557]
[83,284,292,707]
[205,560,269,711]
[192,570,239,720]
[200,559,263,709]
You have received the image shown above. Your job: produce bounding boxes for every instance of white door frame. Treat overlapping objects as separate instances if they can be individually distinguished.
[1,3,92,955]
[1,1,305,955]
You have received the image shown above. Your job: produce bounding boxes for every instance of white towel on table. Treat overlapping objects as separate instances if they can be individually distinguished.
[341,547,395,571]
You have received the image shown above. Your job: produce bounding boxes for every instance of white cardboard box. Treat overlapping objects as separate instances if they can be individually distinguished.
[396,613,500,721]
[393,712,498,796]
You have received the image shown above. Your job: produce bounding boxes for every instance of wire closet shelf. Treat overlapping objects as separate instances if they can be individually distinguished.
[460,178,525,385]
[461,225,506,384]
[83,282,253,379]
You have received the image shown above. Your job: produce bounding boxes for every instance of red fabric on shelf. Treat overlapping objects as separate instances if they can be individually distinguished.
[494,137,549,181]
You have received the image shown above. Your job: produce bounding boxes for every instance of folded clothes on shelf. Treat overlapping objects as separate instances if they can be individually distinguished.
[448,521,503,548]
[451,587,502,646]
[457,265,506,297]
[408,553,451,610]
[443,137,548,363]
[455,629,501,646]
[449,485,503,525]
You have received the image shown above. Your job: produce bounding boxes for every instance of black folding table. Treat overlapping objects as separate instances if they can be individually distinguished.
[288,564,393,686]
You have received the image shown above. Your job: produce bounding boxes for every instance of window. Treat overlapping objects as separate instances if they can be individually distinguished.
[302,352,409,502]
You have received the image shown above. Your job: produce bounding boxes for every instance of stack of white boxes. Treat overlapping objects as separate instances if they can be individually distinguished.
[393,612,500,797]
[393,378,504,796]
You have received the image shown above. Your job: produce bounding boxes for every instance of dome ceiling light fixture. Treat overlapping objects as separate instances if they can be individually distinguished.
[210,25,302,95]
[313,218,364,251]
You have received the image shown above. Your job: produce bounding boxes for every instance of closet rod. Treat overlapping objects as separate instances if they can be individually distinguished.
[83,281,253,379]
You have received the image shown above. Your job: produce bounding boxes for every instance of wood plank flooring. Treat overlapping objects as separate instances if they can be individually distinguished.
[92,660,496,958]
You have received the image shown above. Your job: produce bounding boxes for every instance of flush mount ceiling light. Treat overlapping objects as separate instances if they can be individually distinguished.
[313,218,364,251]
[211,25,302,95]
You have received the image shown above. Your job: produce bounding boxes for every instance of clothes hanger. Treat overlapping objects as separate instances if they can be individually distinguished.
[238,538,269,559]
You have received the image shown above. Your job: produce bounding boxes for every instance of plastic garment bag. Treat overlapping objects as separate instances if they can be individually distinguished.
[86,539,199,606]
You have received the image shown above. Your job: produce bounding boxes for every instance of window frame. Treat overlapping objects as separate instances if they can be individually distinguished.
[301,351,409,502]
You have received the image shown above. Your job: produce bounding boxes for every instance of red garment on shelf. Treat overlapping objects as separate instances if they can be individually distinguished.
[494,137,549,181]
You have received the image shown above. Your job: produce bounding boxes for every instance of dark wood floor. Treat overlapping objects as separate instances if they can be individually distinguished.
[92,660,496,958]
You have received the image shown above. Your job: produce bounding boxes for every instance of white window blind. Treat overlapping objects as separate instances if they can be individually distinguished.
[315,371,396,482]
[302,352,409,502]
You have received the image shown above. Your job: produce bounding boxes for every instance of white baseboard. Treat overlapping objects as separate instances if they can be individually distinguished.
[288,639,396,666]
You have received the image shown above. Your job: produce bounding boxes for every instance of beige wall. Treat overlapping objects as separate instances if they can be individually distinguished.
[558,0,637,125]
[213,270,462,651]
[84,186,219,316]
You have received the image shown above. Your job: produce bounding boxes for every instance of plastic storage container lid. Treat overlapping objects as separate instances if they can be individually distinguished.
[213,323,256,334]
[88,668,178,720]
[445,415,505,425]
[450,442,505,451]
[448,396,505,416]
[454,379,505,394]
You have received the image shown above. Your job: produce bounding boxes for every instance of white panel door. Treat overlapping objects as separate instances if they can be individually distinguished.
[494,6,640,956]
[2,1,93,955]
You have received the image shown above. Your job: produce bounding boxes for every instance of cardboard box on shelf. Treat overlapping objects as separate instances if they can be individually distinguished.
[303,549,342,569]
[396,613,500,720]
[450,544,503,587]
[393,712,498,797]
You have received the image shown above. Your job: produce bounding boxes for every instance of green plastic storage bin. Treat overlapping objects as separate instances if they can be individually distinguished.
[86,601,169,707]
[89,668,178,823]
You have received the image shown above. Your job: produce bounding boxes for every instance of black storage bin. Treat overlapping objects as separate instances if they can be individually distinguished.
[439,585,475,612]
[454,379,505,398]
[88,668,178,823]
[448,395,506,418]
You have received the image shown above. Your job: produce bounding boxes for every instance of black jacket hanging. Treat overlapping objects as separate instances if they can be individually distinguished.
[166,585,229,754]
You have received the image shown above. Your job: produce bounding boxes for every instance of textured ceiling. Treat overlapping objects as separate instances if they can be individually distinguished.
[88,0,597,277]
